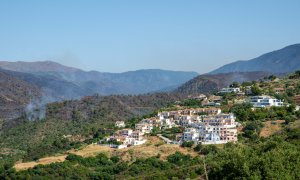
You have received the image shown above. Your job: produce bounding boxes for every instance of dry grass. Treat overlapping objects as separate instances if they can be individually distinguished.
[115,136,198,161]
[14,136,197,171]
[14,155,67,171]
[260,120,285,137]
[72,136,198,161]
[70,144,114,157]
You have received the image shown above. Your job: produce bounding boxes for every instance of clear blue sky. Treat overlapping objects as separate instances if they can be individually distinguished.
[0,0,299,73]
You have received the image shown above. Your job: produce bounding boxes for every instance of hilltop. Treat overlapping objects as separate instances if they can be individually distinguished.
[210,44,300,74]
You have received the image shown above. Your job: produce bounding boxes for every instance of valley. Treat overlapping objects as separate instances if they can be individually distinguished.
[1,69,300,179]
[0,45,300,179]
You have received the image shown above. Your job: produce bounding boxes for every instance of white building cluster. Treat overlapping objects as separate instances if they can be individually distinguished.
[151,108,238,145]
[102,107,239,148]
[149,107,238,144]
[178,113,238,144]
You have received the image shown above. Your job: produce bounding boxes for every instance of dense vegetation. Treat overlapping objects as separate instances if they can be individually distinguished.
[0,93,186,162]
[230,103,300,123]
[1,120,299,179]
[207,120,300,180]
[1,152,204,179]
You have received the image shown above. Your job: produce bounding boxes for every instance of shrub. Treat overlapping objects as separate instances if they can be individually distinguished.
[181,141,194,148]
[194,144,202,152]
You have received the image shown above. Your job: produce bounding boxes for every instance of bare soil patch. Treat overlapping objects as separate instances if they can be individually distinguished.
[260,120,285,137]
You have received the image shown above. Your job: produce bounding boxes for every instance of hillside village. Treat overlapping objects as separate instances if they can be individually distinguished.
[97,72,300,150]
[102,107,238,148]
[101,75,294,149]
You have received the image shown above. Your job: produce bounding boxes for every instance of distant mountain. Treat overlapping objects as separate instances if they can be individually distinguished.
[0,61,198,96]
[0,61,197,122]
[210,44,300,74]
[175,71,270,94]
[0,61,80,73]
[0,68,91,100]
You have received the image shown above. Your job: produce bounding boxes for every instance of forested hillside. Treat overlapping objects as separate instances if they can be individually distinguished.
[0,93,186,162]
[0,70,41,125]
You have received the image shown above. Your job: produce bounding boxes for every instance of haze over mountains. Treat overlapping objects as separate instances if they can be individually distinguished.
[0,43,300,122]
[0,61,198,97]
[0,62,197,122]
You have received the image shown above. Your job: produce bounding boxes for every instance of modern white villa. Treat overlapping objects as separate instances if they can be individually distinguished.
[249,95,284,108]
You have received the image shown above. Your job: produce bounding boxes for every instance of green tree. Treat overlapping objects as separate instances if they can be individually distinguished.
[251,85,262,95]
[230,82,240,88]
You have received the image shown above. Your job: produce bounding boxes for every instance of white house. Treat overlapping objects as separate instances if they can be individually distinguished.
[101,128,146,149]
[115,121,125,128]
[219,87,241,94]
[192,108,221,115]
[130,131,147,145]
[249,95,284,108]
[198,113,238,144]
[202,132,221,143]
[140,118,160,127]
[119,128,133,136]
[160,118,176,129]
[135,122,153,134]
[202,102,221,107]
[179,115,193,127]
[183,128,199,142]
[158,111,170,119]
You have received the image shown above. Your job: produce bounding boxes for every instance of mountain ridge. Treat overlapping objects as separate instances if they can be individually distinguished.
[0,61,198,96]
[209,44,300,74]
